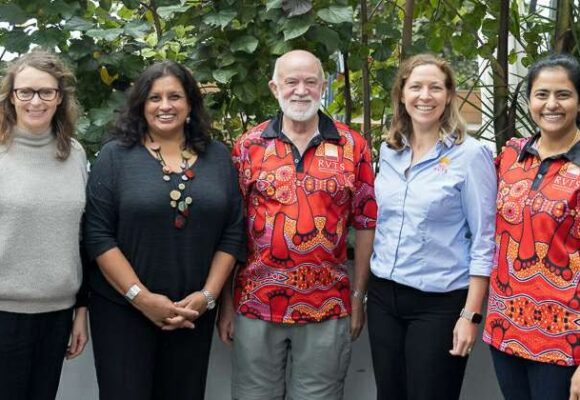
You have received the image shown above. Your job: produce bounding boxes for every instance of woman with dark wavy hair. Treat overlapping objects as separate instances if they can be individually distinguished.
[84,61,245,400]
[0,50,88,399]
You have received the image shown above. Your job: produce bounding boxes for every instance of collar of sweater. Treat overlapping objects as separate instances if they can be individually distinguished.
[12,126,54,147]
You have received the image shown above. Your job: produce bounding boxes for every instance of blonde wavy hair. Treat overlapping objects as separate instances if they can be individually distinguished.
[385,53,465,150]
[0,49,79,160]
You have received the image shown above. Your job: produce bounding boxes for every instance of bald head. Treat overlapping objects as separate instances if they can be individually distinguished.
[272,50,325,82]
[268,50,326,122]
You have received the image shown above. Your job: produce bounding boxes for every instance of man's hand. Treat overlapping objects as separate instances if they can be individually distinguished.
[449,317,477,357]
[217,297,236,345]
[350,298,366,340]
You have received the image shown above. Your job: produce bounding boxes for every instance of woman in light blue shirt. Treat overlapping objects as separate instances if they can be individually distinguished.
[368,54,496,400]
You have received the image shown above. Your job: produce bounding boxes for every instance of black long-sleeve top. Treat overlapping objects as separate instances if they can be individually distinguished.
[84,139,245,305]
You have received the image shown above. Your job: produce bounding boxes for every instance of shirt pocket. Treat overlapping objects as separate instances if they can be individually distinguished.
[424,174,464,223]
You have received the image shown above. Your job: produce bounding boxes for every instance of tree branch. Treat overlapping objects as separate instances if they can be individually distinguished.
[361,0,372,149]
[140,0,162,43]
[401,0,415,59]
[343,52,353,126]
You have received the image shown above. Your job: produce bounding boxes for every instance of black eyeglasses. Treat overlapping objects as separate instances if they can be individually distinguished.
[13,87,60,101]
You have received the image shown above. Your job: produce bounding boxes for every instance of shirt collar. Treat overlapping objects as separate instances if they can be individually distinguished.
[399,130,457,150]
[261,110,341,141]
[518,132,580,166]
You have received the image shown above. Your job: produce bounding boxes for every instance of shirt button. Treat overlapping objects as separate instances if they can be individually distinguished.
[294,159,299,163]
[537,174,543,179]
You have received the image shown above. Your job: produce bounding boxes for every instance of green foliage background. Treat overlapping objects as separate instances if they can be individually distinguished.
[0,0,578,157]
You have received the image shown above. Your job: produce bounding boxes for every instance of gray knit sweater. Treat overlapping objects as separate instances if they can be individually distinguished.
[0,128,87,313]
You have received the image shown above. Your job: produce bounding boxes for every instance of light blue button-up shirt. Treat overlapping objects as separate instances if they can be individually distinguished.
[370,134,496,292]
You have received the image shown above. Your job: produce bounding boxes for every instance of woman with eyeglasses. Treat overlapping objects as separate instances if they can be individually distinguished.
[0,50,88,399]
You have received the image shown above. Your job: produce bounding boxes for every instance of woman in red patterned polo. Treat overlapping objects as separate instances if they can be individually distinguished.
[484,53,580,400]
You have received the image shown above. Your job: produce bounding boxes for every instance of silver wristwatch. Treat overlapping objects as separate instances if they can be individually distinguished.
[201,289,216,310]
[351,289,368,305]
[125,284,142,301]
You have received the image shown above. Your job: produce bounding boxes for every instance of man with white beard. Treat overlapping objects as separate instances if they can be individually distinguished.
[218,50,377,400]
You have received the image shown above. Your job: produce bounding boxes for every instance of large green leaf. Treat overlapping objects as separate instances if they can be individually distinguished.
[86,28,124,41]
[2,29,31,53]
[317,6,352,24]
[230,35,259,53]
[121,0,141,9]
[481,18,497,38]
[67,39,94,60]
[0,4,28,24]
[282,0,312,17]
[89,106,116,127]
[217,53,236,67]
[266,0,282,12]
[233,81,258,104]
[212,68,238,84]
[308,26,339,53]
[64,16,94,32]
[31,28,64,48]
[282,17,311,41]
[99,0,112,11]
[427,33,444,52]
[124,20,151,37]
[157,5,192,19]
[157,31,176,48]
[49,0,80,19]
[203,10,237,29]
[270,40,292,55]
[376,22,401,38]
[372,44,393,61]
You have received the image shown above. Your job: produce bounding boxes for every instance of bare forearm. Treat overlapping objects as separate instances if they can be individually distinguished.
[352,229,375,292]
[463,276,489,313]
[95,247,143,295]
[220,267,237,304]
[202,251,237,297]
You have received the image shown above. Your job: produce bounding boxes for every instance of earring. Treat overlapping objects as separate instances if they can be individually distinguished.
[186,116,191,124]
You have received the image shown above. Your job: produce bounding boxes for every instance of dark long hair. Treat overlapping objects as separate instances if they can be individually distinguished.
[526,53,580,127]
[113,61,211,153]
[0,49,79,160]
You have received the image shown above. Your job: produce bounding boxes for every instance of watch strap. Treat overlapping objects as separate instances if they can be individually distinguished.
[125,284,142,301]
[351,289,368,305]
[201,289,216,310]
[460,308,482,324]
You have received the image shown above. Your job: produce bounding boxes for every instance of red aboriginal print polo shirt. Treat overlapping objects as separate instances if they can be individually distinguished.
[231,112,377,324]
[484,135,580,366]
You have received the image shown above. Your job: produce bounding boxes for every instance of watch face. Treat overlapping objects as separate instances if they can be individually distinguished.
[472,313,483,324]
[125,285,141,301]
[202,290,216,310]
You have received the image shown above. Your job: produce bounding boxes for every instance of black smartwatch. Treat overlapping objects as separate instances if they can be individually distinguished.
[460,308,483,324]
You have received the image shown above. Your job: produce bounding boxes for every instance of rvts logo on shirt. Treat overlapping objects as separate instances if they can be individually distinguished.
[554,164,580,193]
[317,144,346,173]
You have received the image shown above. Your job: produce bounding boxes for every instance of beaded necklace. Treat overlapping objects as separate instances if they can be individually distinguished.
[147,134,195,229]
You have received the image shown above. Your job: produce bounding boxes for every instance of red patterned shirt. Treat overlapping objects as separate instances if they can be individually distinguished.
[232,112,377,324]
[483,135,580,366]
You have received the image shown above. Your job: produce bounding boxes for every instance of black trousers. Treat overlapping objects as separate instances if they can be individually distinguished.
[491,346,575,400]
[90,293,216,400]
[367,274,468,400]
[0,308,73,400]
